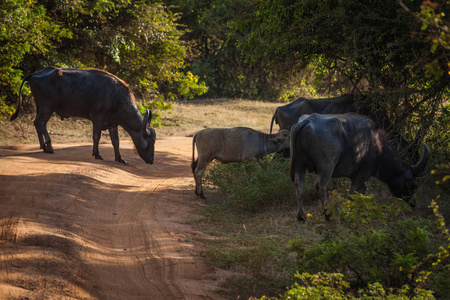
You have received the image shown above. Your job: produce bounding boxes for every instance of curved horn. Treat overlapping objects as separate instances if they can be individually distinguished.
[142,109,152,134]
[411,142,429,176]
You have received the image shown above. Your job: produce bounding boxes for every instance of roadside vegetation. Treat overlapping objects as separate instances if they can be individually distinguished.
[193,159,449,299]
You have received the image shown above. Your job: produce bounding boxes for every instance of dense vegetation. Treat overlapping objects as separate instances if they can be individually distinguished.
[2,0,448,157]
[168,0,449,158]
[199,158,450,299]
[0,0,207,120]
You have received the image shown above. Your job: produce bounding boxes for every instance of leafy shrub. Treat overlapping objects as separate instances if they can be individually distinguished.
[254,272,434,300]
[413,196,450,298]
[138,100,173,128]
[289,193,433,289]
[426,103,450,162]
[203,154,297,212]
[0,96,15,121]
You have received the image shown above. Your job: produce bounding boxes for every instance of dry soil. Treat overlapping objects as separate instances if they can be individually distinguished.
[0,138,227,300]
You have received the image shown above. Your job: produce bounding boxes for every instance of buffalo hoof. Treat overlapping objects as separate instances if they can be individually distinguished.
[94,154,103,160]
[116,158,128,165]
[43,147,54,154]
[195,190,206,199]
[297,214,306,222]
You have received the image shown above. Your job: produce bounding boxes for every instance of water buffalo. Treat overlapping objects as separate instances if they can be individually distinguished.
[289,113,429,221]
[270,94,419,161]
[191,127,290,198]
[10,67,156,164]
[270,95,356,134]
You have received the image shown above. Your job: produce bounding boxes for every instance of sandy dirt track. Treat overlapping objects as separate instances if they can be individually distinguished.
[0,137,226,300]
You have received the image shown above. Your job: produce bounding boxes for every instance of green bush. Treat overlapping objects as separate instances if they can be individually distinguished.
[426,103,450,162]
[289,193,434,289]
[203,154,296,212]
[255,272,434,300]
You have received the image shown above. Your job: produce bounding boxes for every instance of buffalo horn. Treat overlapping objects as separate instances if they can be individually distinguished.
[411,142,429,176]
[143,109,152,135]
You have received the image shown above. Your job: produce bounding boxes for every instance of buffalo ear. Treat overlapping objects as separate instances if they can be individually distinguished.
[279,129,290,137]
[270,135,287,145]
[273,130,290,143]
[146,127,155,139]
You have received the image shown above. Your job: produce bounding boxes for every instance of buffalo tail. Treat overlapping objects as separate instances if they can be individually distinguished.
[10,73,34,121]
[288,119,310,182]
[191,133,198,173]
[269,113,277,134]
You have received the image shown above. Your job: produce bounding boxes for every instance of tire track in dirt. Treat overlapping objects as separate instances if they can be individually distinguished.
[0,138,225,300]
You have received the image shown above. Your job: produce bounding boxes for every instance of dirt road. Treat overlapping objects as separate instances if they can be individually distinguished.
[0,137,225,299]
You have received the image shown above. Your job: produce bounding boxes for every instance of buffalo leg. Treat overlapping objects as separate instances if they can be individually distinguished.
[349,181,366,196]
[293,167,307,221]
[316,167,334,220]
[34,109,54,154]
[193,157,210,199]
[92,122,103,160]
[109,127,127,164]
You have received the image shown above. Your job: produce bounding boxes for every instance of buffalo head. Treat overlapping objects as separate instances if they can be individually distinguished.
[136,109,156,164]
[387,142,429,204]
[269,129,291,150]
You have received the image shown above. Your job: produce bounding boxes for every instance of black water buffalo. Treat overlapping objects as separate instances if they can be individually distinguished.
[10,67,156,164]
[270,95,356,134]
[270,94,395,134]
[191,127,290,198]
[289,113,429,221]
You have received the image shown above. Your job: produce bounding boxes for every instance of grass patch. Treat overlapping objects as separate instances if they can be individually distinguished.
[203,155,297,212]
[190,155,325,299]
[190,150,450,299]
[191,203,319,299]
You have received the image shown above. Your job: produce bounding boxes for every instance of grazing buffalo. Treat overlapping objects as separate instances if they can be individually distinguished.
[191,127,290,198]
[10,67,156,164]
[289,113,429,221]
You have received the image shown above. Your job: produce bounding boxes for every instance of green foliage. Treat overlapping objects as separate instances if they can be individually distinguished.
[412,166,450,298]
[203,155,296,212]
[256,272,350,300]
[402,0,450,77]
[425,103,450,161]
[168,0,289,99]
[0,0,208,120]
[255,272,434,300]
[138,100,174,128]
[0,96,15,118]
[240,0,449,152]
[268,169,450,299]
[39,0,188,88]
[289,193,433,289]
[253,164,449,300]
[0,0,71,119]
[161,71,209,100]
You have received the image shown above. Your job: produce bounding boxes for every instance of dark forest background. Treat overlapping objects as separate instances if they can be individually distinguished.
[1,0,449,158]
